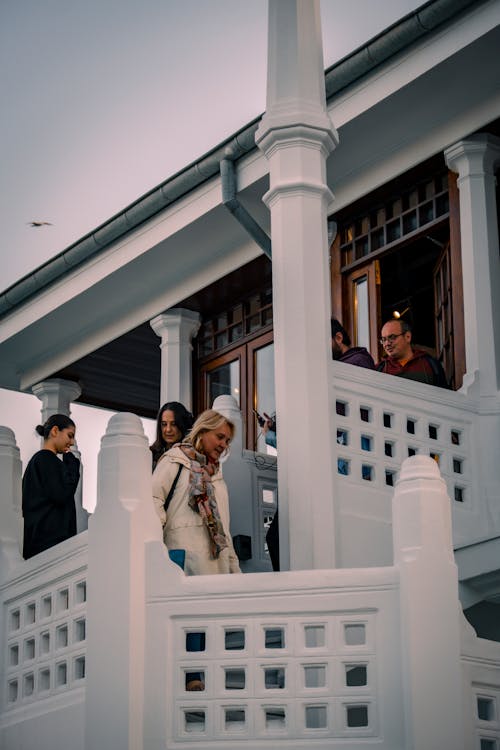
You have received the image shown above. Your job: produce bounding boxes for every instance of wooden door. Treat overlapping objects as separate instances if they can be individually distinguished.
[433,242,455,388]
[344,261,381,361]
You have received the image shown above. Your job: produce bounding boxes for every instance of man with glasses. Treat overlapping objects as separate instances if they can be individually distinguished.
[377,319,448,387]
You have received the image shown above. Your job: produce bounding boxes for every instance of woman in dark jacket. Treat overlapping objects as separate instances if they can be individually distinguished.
[22,414,80,560]
[150,401,194,470]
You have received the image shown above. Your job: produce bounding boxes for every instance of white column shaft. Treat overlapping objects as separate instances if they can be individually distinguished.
[150,309,200,410]
[445,134,500,395]
[256,0,338,570]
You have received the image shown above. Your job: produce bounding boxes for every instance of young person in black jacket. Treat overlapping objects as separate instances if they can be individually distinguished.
[22,414,80,559]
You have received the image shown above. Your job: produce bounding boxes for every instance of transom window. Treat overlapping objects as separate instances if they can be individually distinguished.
[197,289,272,358]
[339,172,449,269]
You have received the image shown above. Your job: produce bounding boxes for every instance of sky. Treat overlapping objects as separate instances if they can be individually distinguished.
[0,0,424,511]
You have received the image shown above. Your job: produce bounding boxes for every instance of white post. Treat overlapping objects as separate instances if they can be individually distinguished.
[444,134,500,396]
[85,413,163,750]
[0,426,23,574]
[150,309,201,410]
[445,135,500,536]
[255,0,338,569]
[32,377,88,532]
[212,394,260,569]
[393,455,464,750]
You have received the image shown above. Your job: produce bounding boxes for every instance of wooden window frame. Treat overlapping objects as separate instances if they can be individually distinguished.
[195,328,274,450]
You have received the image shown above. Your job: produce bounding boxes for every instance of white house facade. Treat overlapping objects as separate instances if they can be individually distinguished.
[1,0,500,748]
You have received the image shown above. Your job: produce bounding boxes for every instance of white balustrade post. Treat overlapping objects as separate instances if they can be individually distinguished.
[444,134,500,396]
[85,413,163,750]
[32,377,89,532]
[150,309,201,410]
[212,395,258,567]
[212,394,243,456]
[0,426,23,574]
[445,135,500,535]
[255,0,338,569]
[393,455,464,750]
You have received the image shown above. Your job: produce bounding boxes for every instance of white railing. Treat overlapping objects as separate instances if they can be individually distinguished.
[461,618,500,750]
[143,561,402,747]
[0,534,87,719]
[331,362,482,550]
[1,412,499,750]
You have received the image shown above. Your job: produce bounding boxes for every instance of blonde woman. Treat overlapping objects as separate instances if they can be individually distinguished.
[152,409,241,576]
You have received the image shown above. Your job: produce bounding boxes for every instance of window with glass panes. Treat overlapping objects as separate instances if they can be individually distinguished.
[196,288,275,451]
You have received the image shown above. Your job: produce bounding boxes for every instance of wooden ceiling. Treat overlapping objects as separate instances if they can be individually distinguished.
[54,255,272,418]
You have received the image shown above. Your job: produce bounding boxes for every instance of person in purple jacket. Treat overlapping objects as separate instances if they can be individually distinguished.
[331,319,375,369]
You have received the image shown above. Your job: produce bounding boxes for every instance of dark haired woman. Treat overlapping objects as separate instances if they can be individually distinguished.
[150,401,194,470]
[22,414,80,560]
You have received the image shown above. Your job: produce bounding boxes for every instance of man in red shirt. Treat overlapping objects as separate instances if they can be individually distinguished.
[377,319,448,388]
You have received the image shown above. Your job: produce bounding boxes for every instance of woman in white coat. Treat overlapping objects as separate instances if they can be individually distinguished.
[152,409,241,576]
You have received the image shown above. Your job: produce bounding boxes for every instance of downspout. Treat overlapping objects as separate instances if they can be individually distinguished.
[220,157,272,259]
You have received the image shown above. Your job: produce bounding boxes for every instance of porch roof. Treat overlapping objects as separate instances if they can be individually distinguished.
[0,0,485,318]
[0,0,497,415]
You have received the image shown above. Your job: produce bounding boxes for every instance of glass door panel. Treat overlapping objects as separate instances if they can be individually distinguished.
[354,276,370,350]
[254,342,276,454]
[207,359,240,406]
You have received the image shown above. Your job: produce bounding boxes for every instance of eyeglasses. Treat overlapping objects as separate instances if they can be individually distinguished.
[379,333,404,345]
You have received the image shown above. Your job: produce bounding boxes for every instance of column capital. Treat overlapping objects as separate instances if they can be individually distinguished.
[150,308,201,344]
[32,378,82,405]
[32,378,82,422]
[445,133,500,179]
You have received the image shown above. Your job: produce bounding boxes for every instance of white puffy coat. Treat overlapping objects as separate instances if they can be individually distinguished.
[152,446,241,575]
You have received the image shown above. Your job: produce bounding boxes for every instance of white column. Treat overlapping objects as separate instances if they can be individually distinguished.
[255,0,338,570]
[32,377,82,423]
[32,377,88,532]
[393,455,463,750]
[85,413,163,750]
[444,134,500,396]
[150,309,201,410]
[0,426,23,573]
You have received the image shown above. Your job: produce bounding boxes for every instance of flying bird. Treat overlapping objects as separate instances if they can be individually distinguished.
[27,221,52,227]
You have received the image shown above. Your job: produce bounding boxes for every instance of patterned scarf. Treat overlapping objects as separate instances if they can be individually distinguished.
[178,443,228,559]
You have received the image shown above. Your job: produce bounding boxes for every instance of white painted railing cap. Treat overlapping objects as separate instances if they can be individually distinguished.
[104,412,144,436]
[399,454,441,482]
[0,425,17,447]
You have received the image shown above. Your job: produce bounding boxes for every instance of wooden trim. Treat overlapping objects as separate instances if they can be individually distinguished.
[344,262,380,360]
[340,216,449,274]
[330,232,342,322]
[246,330,274,450]
[448,170,465,389]
[196,330,275,450]
[196,344,246,418]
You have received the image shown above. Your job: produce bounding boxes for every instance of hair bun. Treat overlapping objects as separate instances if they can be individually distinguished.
[35,425,45,436]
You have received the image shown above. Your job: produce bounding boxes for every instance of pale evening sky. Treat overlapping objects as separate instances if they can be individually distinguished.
[0,0,423,510]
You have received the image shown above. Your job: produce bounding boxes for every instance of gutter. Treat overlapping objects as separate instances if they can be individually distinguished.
[0,0,486,317]
[220,157,271,259]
